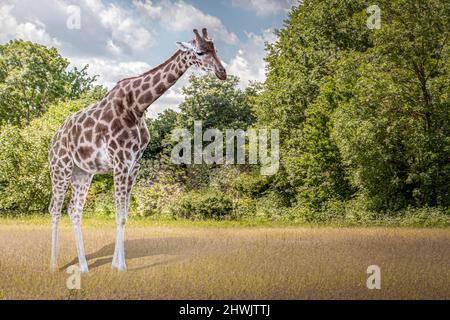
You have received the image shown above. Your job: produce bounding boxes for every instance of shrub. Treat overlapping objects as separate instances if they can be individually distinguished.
[85,191,116,217]
[132,183,183,218]
[172,190,233,220]
[0,93,104,212]
[0,119,56,211]
[234,197,257,219]
[233,171,270,199]
[253,193,286,220]
[234,193,287,221]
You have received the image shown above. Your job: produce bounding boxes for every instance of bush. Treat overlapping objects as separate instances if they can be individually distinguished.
[0,118,58,211]
[253,193,286,220]
[290,198,450,227]
[85,191,116,217]
[132,183,183,218]
[172,190,233,220]
[234,193,287,221]
[0,93,104,212]
[233,171,271,199]
[234,197,257,219]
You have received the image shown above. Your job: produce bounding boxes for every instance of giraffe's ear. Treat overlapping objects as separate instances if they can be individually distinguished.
[176,41,195,52]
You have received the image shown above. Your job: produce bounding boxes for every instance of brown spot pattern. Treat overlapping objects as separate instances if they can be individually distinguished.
[78,146,94,158]
[167,73,176,83]
[126,91,134,106]
[111,119,122,136]
[155,83,166,95]
[133,79,142,88]
[152,73,161,86]
[138,92,153,104]
[101,110,114,122]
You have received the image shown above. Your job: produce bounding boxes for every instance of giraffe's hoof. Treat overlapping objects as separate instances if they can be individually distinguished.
[79,264,89,274]
[112,263,127,272]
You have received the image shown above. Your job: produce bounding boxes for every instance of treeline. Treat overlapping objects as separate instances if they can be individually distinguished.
[255,0,450,214]
[0,0,449,225]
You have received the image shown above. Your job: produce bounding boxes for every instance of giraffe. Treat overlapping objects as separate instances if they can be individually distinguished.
[48,28,227,273]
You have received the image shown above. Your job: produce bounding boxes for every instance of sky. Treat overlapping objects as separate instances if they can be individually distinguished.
[0,0,298,117]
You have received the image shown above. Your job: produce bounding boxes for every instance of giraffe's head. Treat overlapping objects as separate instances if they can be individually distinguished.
[177,28,227,80]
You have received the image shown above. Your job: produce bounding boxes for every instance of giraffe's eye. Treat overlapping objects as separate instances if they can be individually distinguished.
[197,52,205,56]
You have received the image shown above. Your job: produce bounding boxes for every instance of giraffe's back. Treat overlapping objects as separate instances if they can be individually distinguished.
[49,98,150,176]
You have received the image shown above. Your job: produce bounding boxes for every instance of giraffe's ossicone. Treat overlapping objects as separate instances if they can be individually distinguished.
[48,28,227,272]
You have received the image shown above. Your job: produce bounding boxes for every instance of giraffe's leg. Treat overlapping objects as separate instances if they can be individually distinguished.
[112,164,138,271]
[68,166,93,274]
[126,164,140,209]
[49,176,70,271]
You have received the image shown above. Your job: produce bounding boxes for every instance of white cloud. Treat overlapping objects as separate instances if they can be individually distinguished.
[232,0,298,16]
[0,2,60,47]
[96,2,154,53]
[228,29,276,87]
[1,0,155,58]
[0,0,158,101]
[71,57,151,89]
[0,0,280,118]
[106,39,122,55]
[134,0,238,45]
[83,0,104,13]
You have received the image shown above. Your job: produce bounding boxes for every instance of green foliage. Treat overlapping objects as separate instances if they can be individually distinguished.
[139,74,258,195]
[0,40,100,126]
[0,94,103,211]
[233,171,271,199]
[252,0,372,210]
[177,75,257,190]
[132,183,183,218]
[332,0,450,210]
[85,191,116,218]
[1,0,449,223]
[287,85,356,209]
[179,74,256,130]
[252,0,450,213]
[172,190,233,220]
[143,109,179,160]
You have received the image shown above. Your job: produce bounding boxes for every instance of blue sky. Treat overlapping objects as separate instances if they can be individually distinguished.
[0,0,298,117]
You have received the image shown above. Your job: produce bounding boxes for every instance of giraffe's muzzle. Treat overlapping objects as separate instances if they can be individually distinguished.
[215,65,227,80]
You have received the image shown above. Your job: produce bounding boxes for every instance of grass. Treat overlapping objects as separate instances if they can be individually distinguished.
[0,214,305,229]
[0,216,449,299]
[1,207,449,228]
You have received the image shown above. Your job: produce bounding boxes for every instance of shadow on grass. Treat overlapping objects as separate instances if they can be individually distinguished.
[61,237,198,271]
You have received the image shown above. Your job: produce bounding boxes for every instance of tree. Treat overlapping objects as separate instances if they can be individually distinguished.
[253,0,449,212]
[0,40,100,126]
[179,74,255,131]
[138,74,258,191]
[0,90,105,212]
[143,109,180,160]
[253,0,372,209]
[332,0,450,210]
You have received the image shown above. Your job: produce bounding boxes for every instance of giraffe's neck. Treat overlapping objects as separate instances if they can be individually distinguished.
[113,50,195,117]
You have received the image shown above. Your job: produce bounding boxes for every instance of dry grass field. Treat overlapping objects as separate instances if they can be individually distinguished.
[0,218,449,300]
